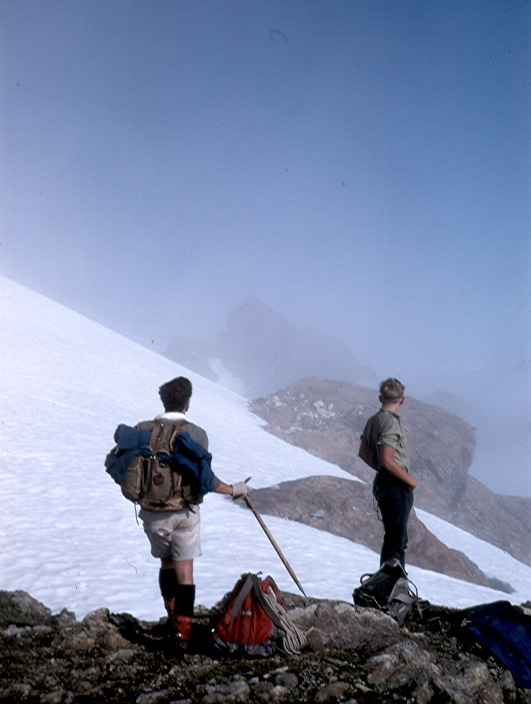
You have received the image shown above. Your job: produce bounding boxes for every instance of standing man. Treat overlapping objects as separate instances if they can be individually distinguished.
[358,378,417,569]
[135,376,249,653]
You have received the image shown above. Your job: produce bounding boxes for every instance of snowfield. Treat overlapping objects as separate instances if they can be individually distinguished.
[1,275,529,621]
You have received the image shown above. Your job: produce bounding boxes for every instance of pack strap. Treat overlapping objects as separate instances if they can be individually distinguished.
[149,419,187,456]
[228,574,283,630]
[249,574,285,630]
[228,574,255,624]
[387,575,424,623]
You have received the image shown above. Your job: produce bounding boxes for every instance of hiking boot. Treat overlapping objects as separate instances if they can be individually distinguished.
[168,613,193,654]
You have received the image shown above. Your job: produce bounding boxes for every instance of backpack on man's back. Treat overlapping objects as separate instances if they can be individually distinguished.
[105,419,215,511]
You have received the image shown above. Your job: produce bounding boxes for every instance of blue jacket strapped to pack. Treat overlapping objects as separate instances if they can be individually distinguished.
[105,424,216,496]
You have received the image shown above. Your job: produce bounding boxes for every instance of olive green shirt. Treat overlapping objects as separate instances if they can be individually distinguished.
[360,408,409,473]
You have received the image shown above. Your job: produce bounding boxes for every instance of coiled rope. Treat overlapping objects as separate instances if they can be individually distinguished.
[263,586,307,655]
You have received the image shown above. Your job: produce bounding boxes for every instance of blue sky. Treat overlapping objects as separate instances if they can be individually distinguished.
[1,1,530,491]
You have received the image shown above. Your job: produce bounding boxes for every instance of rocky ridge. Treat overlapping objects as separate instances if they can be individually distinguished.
[2,589,530,704]
[250,378,531,568]
[249,476,500,590]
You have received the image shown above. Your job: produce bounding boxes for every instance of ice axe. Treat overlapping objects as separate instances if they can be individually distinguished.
[242,478,306,597]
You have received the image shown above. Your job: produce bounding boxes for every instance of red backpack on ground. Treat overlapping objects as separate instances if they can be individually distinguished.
[212,573,285,657]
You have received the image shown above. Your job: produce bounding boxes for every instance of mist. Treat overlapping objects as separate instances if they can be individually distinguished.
[1,1,529,496]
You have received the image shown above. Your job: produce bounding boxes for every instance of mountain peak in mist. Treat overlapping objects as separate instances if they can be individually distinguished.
[164,296,377,398]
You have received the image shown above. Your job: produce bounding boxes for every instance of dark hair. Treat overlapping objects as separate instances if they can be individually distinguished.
[159,377,193,412]
[379,377,405,402]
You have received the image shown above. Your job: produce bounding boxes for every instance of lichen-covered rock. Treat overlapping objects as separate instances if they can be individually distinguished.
[364,640,505,704]
[313,680,350,703]
[0,589,53,627]
[288,599,399,653]
[0,591,529,704]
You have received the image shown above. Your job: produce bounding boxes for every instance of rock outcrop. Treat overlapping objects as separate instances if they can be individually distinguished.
[250,378,531,567]
[250,476,493,588]
[2,590,530,704]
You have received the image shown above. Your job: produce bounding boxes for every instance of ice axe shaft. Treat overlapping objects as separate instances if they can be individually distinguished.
[244,494,307,597]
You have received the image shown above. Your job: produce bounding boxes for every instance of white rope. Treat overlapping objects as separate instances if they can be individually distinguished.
[263,587,307,655]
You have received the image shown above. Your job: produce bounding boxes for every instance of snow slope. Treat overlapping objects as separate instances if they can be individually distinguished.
[1,276,529,620]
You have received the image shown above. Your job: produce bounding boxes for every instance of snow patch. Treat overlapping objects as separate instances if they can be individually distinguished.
[1,274,530,621]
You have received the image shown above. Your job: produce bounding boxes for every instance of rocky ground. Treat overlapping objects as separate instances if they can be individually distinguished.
[1,589,530,704]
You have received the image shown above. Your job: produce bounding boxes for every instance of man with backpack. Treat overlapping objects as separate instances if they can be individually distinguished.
[134,376,249,653]
[358,378,417,569]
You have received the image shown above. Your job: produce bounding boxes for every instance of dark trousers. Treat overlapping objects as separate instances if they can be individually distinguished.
[377,485,414,568]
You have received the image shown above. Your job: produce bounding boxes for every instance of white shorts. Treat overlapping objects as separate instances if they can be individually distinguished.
[139,506,202,561]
